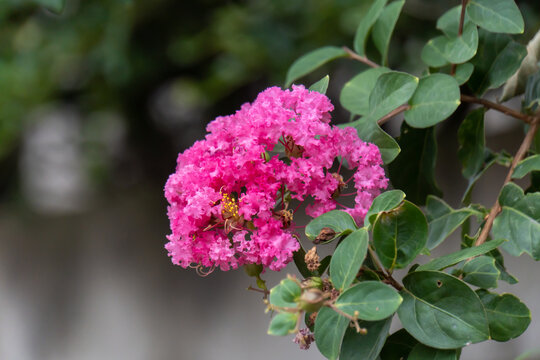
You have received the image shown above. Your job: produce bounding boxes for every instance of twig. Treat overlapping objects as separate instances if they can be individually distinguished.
[461,94,533,124]
[475,118,540,246]
[342,46,379,68]
[450,0,469,75]
[368,247,403,291]
[328,303,362,333]
[378,104,410,126]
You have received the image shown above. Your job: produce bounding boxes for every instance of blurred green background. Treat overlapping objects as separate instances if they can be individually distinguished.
[1,1,540,359]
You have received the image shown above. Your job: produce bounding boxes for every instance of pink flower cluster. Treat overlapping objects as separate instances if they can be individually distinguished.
[164,86,387,271]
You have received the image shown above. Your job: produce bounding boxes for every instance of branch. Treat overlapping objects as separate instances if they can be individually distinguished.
[475,118,540,246]
[342,46,379,68]
[461,94,533,124]
[450,0,469,75]
[378,104,410,126]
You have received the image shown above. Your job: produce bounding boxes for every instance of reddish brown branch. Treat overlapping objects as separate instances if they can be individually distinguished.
[378,104,410,126]
[342,46,380,68]
[461,94,532,124]
[475,118,539,246]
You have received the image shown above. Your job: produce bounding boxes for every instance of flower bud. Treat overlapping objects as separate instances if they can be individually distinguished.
[302,276,323,289]
[244,263,263,277]
[297,288,326,313]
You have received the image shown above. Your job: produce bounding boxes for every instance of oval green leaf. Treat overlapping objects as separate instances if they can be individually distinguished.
[285,46,347,88]
[458,108,486,179]
[476,289,531,342]
[354,0,388,55]
[380,328,418,360]
[373,200,428,270]
[340,317,392,360]
[372,1,404,65]
[309,75,330,94]
[364,189,406,227]
[267,312,298,336]
[408,343,459,360]
[315,306,350,360]
[340,67,391,116]
[330,228,369,291]
[404,74,460,128]
[388,123,442,205]
[467,0,524,34]
[426,196,478,250]
[417,239,506,272]
[305,210,357,243]
[398,271,489,349]
[269,278,301,308]
[469,31,527,96]
[335,281,402,321]
[462,256,500,289]
[369,71,419,121]
[422,23,478,66]
[455,62,475,85]
[512,154,540,179]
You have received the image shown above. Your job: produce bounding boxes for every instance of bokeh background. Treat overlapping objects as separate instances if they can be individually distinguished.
[1,0,540,359]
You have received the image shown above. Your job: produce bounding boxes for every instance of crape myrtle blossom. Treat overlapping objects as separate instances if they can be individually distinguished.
[164,85,388,272]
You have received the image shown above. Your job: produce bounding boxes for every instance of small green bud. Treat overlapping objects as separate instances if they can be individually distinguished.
[297,289,326,313]
[244,263,263,277]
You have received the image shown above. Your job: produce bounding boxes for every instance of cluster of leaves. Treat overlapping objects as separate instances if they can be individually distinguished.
[265,0,540,359]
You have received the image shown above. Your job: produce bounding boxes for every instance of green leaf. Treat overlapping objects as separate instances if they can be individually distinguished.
[285,46,347,88]
[380,329,418,360]
[372,1,405,65]
[437,5,471,37]
[458,108,486,178]
[462,256,500,288]
[467,0,524,34]
[493,183,540,260]
[417,239,506,271]
[267,312,298,336]
[455,62,475,85]
[388,123,441,205]
[305,210,357,243]
[523,72,540,113]
[314,306,350,360]
[476,289,531,341]
[34,0,65,13]
[501,30,540,102]
[404,74,460,128]
[344,118,401,164]
[269,278,301,308]
[488,248,518,284]
[421,23,479,67]
[408,343,460,360]
[335,281,402,321]
[354,0,388,55]
[398,271,489,349]
[340,67,391,116]
[309,75,330,94]
[468,30,527,96]
[425,196,478,250]
[340,317,392,360]
[330,228,369,291]
[513,155,540,179]
[369,71,419,120]
[364,190,406,227]
[373,200,428,270]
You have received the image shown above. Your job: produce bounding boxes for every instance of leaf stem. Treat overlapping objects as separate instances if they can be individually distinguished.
[368,247,403,291]
[475,118,540,246]
[342,46,380,68]
[460,94,533,124]
[378,104,411,126]
[450,0,469,75]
